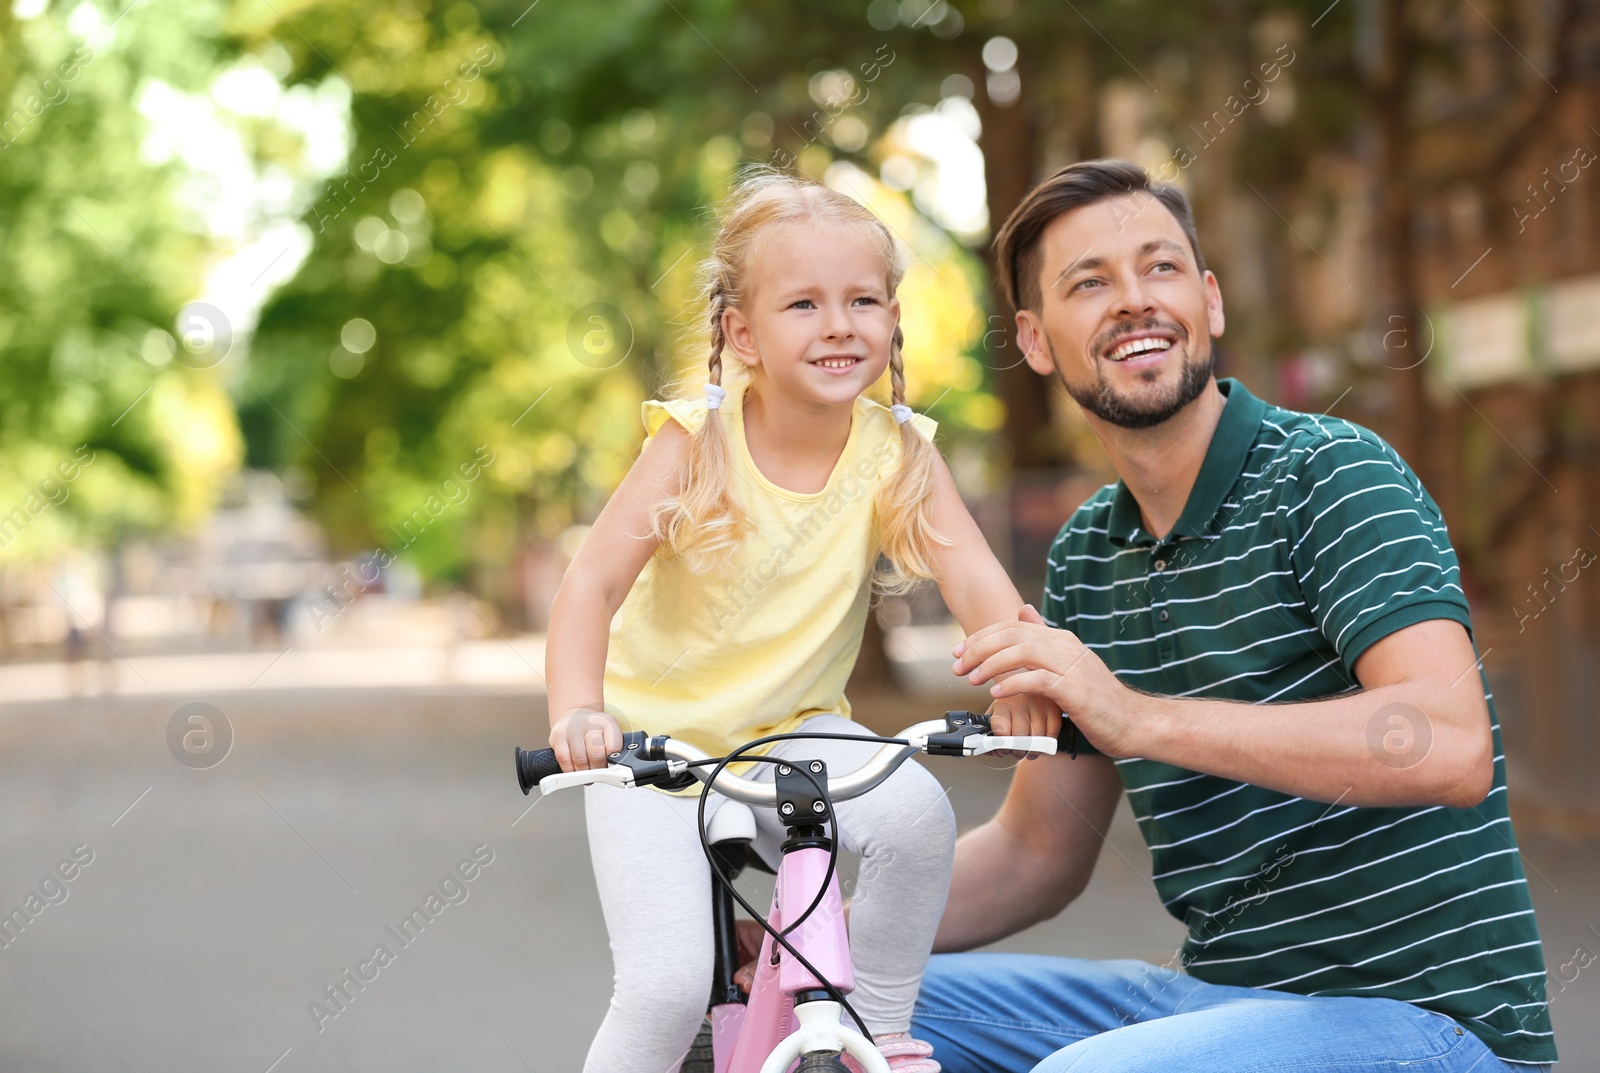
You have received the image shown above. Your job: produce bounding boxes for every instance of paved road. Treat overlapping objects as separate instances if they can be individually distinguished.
[0,689,1593,1072]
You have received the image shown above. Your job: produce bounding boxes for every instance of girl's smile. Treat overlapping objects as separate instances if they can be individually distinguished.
[811,353,868,373]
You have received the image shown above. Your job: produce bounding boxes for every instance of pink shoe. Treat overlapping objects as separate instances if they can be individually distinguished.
[841,1032,940,1073]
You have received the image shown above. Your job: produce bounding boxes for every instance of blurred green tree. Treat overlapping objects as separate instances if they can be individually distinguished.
[0,0,245,566]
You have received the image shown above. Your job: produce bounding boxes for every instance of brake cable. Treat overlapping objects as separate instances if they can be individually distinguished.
[689,729,912,1041]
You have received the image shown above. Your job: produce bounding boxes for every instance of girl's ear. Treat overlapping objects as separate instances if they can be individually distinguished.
[722,305,761,369]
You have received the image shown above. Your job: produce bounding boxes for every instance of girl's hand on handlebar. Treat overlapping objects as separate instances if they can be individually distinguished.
[550,708,624,772]
[986,692,1062,760]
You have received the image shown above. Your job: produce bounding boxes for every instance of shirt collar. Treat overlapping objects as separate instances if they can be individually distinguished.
[1105,378,1267,547]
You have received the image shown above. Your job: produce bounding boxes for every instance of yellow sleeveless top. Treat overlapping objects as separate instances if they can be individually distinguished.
[603,386,937,772]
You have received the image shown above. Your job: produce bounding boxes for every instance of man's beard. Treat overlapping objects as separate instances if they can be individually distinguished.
[1054,329,1214,430]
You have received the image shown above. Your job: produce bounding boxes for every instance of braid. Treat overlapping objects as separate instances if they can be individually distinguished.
[873,319,947,594]
[650,280,748,570]
[888,325,907,405]
[708,288,727,386]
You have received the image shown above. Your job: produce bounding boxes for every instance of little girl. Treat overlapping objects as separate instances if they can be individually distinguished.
[545,171,1057,1072]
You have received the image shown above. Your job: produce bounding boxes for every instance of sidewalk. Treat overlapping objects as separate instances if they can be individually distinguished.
[0,635,548,705]
[0,614,968,707]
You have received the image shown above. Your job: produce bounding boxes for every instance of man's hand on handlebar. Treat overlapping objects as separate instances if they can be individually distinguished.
[551,707,624,772]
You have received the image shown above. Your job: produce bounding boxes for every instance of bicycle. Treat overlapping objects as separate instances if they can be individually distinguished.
[515,711,1075,1073]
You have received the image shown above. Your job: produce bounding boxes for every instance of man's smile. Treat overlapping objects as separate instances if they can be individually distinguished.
[1104,332,1177,362]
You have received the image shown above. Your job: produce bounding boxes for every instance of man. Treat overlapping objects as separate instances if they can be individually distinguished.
[911,160,1555,1071]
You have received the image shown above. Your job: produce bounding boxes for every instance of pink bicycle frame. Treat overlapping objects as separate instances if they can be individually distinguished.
[712,846,856,1072]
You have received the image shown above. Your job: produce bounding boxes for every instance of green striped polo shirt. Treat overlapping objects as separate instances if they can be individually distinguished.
[1042,378,1555,1064]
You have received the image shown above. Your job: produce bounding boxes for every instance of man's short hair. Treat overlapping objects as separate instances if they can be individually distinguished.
[993,159,1207,313]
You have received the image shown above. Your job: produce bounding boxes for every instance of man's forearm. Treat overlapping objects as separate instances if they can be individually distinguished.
[967,620,1495,810]
[935,820,1068,952]
[1126,678,1491,808]
[936,752,1121,951]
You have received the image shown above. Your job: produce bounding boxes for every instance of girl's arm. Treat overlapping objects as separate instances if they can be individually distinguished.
[546,421,687,771]
[923,450,1062,742]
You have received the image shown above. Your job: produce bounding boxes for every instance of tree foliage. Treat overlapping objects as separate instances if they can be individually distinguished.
[0,0,245,561]
[10,0,1528,586]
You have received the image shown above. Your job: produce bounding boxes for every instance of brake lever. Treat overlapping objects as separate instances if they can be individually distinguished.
[610,730,697,791]
[966,735,1059,757]
[539,768,636,795]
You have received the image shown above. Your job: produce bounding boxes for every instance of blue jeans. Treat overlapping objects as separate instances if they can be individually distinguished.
[912,953,1543,1072]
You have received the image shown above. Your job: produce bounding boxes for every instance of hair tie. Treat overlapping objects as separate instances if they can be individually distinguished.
[890,403,915,426]
[704,383,727,410]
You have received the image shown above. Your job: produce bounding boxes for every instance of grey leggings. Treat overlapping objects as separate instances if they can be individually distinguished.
[581,715,957,1073]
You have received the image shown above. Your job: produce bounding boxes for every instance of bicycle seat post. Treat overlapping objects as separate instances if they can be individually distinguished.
[709,856,745,1010]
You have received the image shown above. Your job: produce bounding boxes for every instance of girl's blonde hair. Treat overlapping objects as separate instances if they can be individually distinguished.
[649,169,946,594]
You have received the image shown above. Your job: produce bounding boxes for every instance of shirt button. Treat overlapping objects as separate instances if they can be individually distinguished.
[1154,559,1167,571]
[1158,610,1170,622]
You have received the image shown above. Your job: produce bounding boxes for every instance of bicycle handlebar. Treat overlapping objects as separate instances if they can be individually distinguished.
[514,712,1079,804]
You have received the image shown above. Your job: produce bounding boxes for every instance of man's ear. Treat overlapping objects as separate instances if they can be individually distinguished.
[1015,310,1056,377]
[1203,270,1226,340]
[722,306,761,369]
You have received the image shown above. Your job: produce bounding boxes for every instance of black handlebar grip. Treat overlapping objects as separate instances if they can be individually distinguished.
[515,746,564,795]
[1057,720,1080,759]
